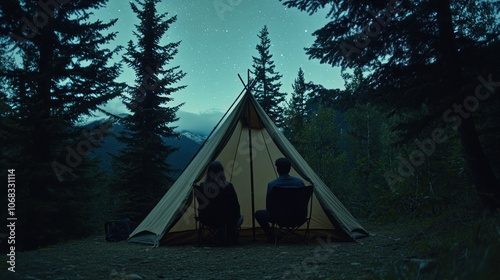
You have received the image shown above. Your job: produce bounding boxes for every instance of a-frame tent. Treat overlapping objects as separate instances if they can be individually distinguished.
[128,84,369,246]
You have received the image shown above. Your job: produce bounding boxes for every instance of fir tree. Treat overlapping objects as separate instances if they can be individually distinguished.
[282,0,500,209]
[251,25,285,126]
[301,105,344,189]
[112,0,186,221]
[0,43,16,172]
[284,68,308,150]
[0,0,124,249]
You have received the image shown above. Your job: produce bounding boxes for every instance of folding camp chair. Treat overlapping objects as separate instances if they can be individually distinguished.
[194,184,222,245]
[268,185,314,245]
[196,218,227,246]
[193,184,242,246]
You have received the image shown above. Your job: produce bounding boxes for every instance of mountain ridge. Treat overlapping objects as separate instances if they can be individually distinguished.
[87,119,203,179]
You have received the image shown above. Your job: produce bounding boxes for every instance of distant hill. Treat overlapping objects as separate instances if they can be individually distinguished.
[87,119,204,179]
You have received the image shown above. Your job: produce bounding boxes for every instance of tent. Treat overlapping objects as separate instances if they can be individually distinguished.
[128,83,369,246]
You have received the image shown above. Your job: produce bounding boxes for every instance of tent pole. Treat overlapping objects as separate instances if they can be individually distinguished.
[249,117,256,241]
[247,70,257,242]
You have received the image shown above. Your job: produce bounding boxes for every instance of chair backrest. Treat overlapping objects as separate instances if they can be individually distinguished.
[268,185,313,227]
[193,184,226,228]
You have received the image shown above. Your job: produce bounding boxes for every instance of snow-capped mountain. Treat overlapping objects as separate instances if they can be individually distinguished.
[85,118,204,178]
[180,130,207,144]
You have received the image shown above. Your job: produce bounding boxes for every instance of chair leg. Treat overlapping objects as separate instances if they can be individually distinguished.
[198,226,204,247]
[274,223,278,245]
[304,219,311,244]
[274,226,311,245]
[198,224,219,247]
[200,226,222,246]
[274,225,292,245]
[275,227,278,245]
[223,224,228,247]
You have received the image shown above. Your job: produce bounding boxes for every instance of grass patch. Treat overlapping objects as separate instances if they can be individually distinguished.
[376,211,500,279]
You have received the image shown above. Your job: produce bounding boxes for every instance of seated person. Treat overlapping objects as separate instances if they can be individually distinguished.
[197,161,243,242]
[255,158,305,242]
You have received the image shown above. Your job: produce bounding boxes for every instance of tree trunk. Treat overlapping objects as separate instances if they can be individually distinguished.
[458,117,500,208]
[33,33,54,163]
[435,0,500,209]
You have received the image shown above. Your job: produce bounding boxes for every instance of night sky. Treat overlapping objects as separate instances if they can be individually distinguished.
[91,0,342,133]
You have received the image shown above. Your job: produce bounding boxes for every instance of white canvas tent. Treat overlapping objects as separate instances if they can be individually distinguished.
[128,85,368,246]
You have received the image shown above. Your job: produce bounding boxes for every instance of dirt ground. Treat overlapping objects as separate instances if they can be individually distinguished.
[1,220,419,280]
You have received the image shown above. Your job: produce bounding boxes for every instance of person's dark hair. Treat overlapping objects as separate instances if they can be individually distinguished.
[204,160,227,194]
[275,158,291,175]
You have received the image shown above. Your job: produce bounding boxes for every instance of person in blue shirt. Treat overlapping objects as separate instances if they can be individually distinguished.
[255,157,305,242]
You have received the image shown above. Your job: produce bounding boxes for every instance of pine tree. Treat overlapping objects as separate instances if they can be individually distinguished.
[282,0,500,209]
[0,0,124,249]
[112,0,186,221]
[284,68,308,150]
[251,25,285,126]
[301,106,344,191]
[0,43,16,172]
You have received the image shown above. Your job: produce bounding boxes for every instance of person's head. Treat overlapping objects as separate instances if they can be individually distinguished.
[275,158,291,176]
[205,161,227,190]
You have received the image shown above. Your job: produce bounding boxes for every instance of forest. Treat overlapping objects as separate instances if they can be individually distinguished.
[1,0,500,279]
